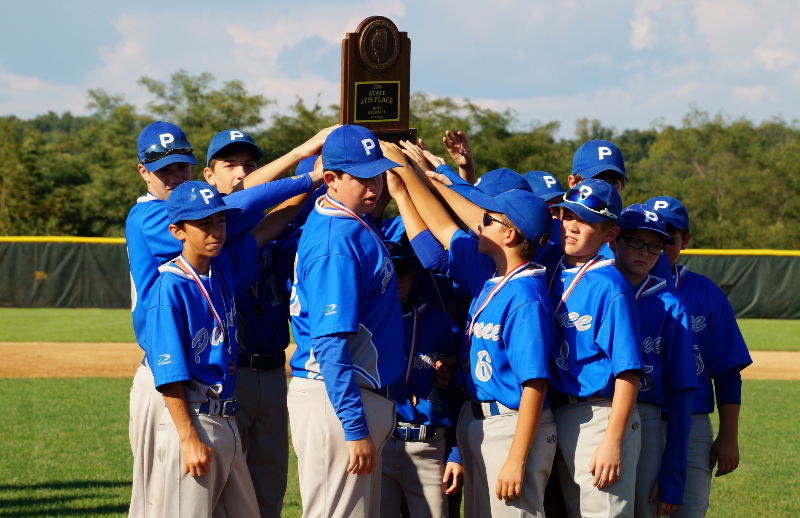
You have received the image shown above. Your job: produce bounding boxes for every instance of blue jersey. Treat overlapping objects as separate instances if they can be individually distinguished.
[289,197,404,388]
[673,265,752,414]
[145,236,259,400]
[539,247,644,398]
[126,175,312,355]
[447,230,555,410]
[235,238,297,355]
[634,276,698,407]
[390,304,462,428]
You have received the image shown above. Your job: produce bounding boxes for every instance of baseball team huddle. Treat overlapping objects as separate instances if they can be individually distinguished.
[125,120,752,518]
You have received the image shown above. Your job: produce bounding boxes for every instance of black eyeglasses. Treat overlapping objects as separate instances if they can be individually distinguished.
[482,213,506,228]
[563,188,617,219]
[140,139,194,164]
[393,261,414,277]
[619,235,665,255]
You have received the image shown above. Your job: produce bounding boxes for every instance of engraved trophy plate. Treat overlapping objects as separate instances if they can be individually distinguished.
[357,18,402,73]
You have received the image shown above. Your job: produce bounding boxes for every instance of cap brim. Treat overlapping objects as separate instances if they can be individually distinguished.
[341,157,401,179]
[539,190,565,201]
[555,201,615,224]
[621,225,675,245]
[207,141,263,167]
[144,153,198,173]
[469,191,504,213]
[577,164,628,180]
[451,182,481,200]
[169,205,242,225]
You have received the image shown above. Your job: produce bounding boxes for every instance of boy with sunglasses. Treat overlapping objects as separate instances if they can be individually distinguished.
[538,179,643,518]
[608,204,699,517]
[644,196,751,518]
[147,181,301,518]
[127,121,331,517]
[380,240,464,518]
[383,142,558,517]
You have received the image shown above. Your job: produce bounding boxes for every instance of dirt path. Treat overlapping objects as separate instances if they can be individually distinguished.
[0,343,797,380]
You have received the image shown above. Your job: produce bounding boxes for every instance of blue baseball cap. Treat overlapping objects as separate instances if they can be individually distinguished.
[572,140,627,180]
[384,240,413,265]
[206,129,264,167]
[619,204,675,245]
[449,167,531,200]
[295,154,318,176]
[166,181,241,225]
[523,171,565,202]
[321,125,401,178]
[137,121,197,172]
[470,189,552,244]
[644,196,690,233]
[554,178,622,224]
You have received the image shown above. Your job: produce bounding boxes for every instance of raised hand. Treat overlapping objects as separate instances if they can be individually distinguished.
[379,140,410,171]
[399,140,433,176]
[422,149,446,169]
[296,124,341,157]
[443,130,473,168]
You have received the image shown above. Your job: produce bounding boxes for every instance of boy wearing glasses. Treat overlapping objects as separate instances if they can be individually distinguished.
[127,121,330,517]
[382,142,558,517]
[538,179,643,518]
[380,240,464,518]
[644,196,751,518]
[608,204,699,517]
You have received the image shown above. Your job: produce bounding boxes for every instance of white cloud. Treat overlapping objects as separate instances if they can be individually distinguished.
[734,85,773,103]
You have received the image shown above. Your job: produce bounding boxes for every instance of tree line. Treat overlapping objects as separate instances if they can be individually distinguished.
[0,70,798,249]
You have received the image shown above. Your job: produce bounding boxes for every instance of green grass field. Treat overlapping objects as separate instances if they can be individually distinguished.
[0,378,797,517]
[0,308,798,351]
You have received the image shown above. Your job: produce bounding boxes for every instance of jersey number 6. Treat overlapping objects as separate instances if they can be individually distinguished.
[475,350,493,382]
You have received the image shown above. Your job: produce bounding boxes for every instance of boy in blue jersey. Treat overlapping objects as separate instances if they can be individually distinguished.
[644,196,752,518]
[608,204,699,517]
[201,130,317,518]
[380,240,465,518]
[382,141,558,518]
[541,179,643,518]
[146,181,298,518]
[287,125,405,518]
[567,140,627,195]
[126,121,332,518]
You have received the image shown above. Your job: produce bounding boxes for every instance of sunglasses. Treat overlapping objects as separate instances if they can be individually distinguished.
[482,213,506,228]
[619,235,665,255]
[393,261,414,277]
[141,139,194,164]
[562,188,618,219]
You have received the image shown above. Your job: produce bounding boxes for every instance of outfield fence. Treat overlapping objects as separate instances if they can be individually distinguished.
[0,237,798,318]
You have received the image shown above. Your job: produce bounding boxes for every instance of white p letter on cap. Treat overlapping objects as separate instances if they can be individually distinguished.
[230,130,244,140]
[544,175,557,188]
[199,189,215,205]
[598,147,612,160]
[654,201,669,211]
[645,210,658,222]
[362,138,375,156]
[159,133,175,148]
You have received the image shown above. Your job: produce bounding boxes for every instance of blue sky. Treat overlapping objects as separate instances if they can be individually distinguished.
[1,0,799,137]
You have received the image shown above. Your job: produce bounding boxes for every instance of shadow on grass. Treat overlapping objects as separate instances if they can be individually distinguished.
[0,480,130,517]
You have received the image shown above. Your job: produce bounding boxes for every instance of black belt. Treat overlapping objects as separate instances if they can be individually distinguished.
[189,398,239,417]
[237,351,286,371]
[393,424,439,441]
[549,392,611,408]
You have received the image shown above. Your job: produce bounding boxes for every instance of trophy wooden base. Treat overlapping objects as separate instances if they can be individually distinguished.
[372,128,417,145]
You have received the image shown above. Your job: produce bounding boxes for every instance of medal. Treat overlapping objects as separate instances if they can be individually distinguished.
[229,359,236,375]
[254,303,265,318]
[411,394,418,406]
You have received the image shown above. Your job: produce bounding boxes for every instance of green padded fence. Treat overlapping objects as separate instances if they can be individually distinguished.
[0,238,798,318]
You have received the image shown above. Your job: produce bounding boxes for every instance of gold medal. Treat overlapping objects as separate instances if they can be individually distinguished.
[229,359,236,375]
[254,303,265,319]
[411,394,418,406]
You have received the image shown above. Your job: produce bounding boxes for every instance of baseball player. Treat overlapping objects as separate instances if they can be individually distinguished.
[287,124,405,518]
[202,129,316,517]
[146,181,300,517]
[567,140,627,194]
[536,179,644,518]
[380,240,464,518]
[608,204,699,517]
[383,142,558,517]
[644,196,752,518]
[523,170,566,248]
[126,121,331,517]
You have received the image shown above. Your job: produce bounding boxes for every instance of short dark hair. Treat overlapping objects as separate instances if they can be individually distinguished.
[208,143,260,170]
[666,222,689,240]
[498,214,538,261]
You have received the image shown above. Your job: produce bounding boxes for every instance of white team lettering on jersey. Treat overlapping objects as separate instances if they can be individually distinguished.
[690,315,707,332]
[414,352,444,369]
[192,328,209,364]
[639,365,654,391]
[557,312,593,331]
[556,340,569,370]
[380,256,393,293]
[475,350,493,381]
[471,322,502,341]
[642,336,662,353]
[693,345,705,374]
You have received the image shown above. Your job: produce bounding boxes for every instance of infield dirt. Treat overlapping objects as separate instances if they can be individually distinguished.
[0,342,797,380]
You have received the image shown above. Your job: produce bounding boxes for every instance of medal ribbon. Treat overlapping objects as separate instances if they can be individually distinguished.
[404,306,420,387]
[467,261,531,337]
[554,255,602,315]
[635,276,654,302]
[426,270,446,311]
[249,282,259,299]
[324,194,390,256]
[177,255,230,355]
[674,265,686,291]
[547,255,564,291]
